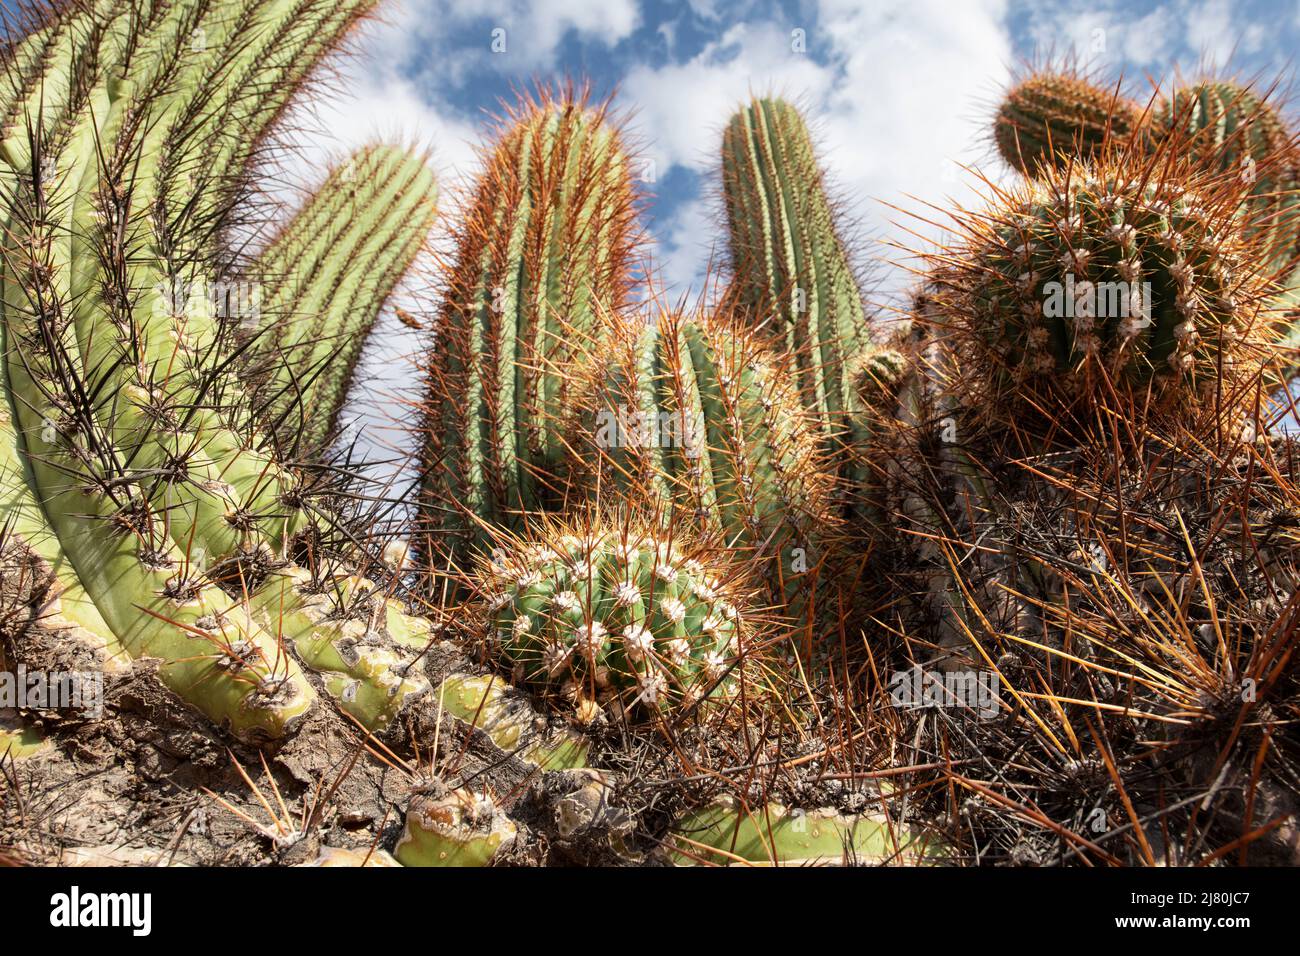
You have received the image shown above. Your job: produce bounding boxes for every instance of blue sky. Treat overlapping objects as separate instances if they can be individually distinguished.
[293,0,1300,457]
[293,0,1300,300]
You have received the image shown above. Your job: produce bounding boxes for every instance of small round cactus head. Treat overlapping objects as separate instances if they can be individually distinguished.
[473,512,764,723]
[994,68,1143,176]
[923,148,1279,426]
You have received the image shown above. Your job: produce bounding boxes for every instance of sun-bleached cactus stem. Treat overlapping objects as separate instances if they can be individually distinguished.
[417,86,641,569]
[994,69,1142,176]
[571,307,835,604]
[721,98,877,476]
[924,149,1277,423]
[668,798,948,866]
[395,787,517,867]
[245,144,438,452]
[1151,80,1300,280]
[474,514,764,724]
[435,673,590,769]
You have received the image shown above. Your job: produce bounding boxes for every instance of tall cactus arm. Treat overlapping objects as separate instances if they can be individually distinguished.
[417,87,641,570]
[19,0,383,574]
[721,98,867,441]
[244,144,438,452]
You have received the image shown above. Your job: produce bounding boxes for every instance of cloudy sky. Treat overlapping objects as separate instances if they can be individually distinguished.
[291,0,1300,297]
[285,0,1300,458]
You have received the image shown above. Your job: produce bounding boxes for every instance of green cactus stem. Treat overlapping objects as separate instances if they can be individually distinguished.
[721,98,876,468]
[669,797,948,866]
[924,148,1276,421]
[245,144,438,452]
[571,307,835,604]
[994,69,1142,176]
[417,86,641,569]
[472,514,762,723]
[1150,81,1300,281]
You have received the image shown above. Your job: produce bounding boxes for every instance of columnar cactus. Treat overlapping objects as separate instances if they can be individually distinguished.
[569,307,835,603]
[417,87,641,570]
[994,69,1143,176]
[0,0,444,738]
[474,514,762,722]
[243,144,439,452]
[924,149,1276,419]
[721,99,875,465]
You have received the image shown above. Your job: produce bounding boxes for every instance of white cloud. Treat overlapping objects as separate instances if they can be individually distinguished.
[625,0,1014,299]
[623,23,833,174]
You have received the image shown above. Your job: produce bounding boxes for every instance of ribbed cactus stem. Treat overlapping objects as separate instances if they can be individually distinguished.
[722,98,868,454]
[24,0,382,576]
[246,144,438,451]
[994,70,1142,176]
[418,88,640,568]
[1,199,315,740]
[669,798,948,866]
[1151,81,1300,280]
[573,308,834,603]
[474,514,760,722]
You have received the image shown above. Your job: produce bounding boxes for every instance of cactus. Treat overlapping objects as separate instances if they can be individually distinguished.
[1150,80,1300,280]
[669,798,947,866]
[923,148,1277,420]
[721,98,867,427]
[0,0,450,739]
[416,87,641,571]
[994,69,1142,176]
[243,144,438,453]
[568,307,835,604]
[395,788,517,867]
[473,513,763,722]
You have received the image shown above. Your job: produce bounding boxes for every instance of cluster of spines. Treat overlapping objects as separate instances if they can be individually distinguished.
[416,86,641,573]
[242,143,438,453]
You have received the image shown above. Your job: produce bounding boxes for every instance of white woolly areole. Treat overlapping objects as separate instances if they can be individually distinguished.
[621,624,655,662]
[613,581,642,607]
[659,596,686,625]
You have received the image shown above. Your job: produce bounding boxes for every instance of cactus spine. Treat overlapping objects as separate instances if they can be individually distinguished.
[418,88,640,570]
[241,144,437,451]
